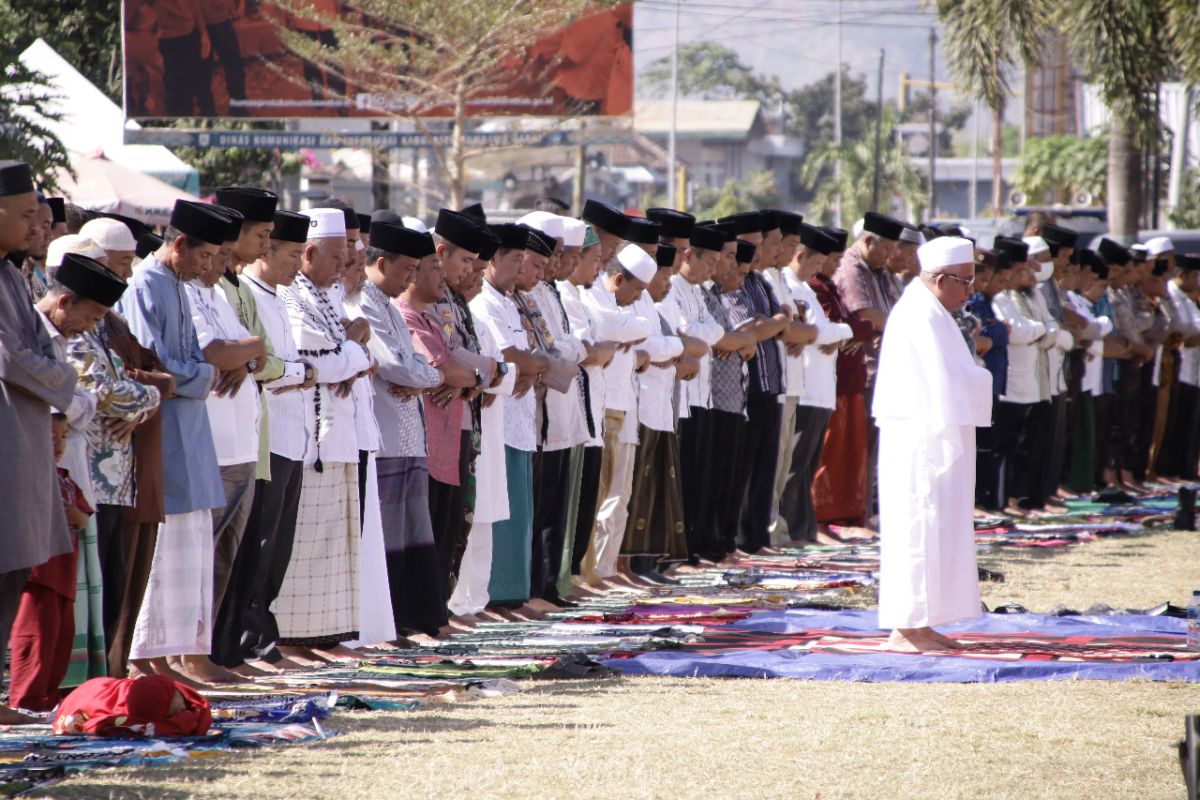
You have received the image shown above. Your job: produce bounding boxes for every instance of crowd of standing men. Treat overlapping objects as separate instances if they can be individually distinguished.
[0,152,1195,721]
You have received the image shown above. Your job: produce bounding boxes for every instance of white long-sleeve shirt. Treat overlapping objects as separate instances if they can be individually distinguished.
[633,291,684,433]
[583,280,653,429]
[992,289,1047,405]
[243,272,311,463]
[658,273,724,411]
[786,270,852,410]
[530,281,590,451]
[558,279,606,446]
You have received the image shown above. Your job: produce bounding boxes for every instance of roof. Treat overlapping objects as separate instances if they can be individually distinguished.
[634,99,764,140]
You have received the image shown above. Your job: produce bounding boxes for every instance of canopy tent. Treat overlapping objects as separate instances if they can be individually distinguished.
[54,151,198,226]
[17,38,201,194]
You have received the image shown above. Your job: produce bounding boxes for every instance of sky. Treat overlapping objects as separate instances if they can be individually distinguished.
[631,0,948,102]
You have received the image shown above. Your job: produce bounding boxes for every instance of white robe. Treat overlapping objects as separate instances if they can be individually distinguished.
[872,279,993,629]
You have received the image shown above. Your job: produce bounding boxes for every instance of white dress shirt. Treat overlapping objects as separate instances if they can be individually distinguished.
[557,279,606,446]
[530,281,590,451]
[633,291,684,433]
[187,282,261,467]
[1066,290,1113,396]
[786,271,852,410]
[243,271,310,462]
[659,273,724,411]
[992,290,1048,405]
[470,279,537,452]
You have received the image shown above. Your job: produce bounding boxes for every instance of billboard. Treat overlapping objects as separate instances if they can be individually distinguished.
[123,1,632,120]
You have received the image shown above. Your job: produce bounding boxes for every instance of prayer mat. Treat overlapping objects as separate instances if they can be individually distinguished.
[794,631,1200,662]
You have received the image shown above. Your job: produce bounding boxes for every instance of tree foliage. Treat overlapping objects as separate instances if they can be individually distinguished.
[799,107,926,225]
[1012,134,1107,206]
[169,120,303,197]
[687,170,780,220]
[640,42,781,105]
[0,61,72,191]
[0,0,122,103]
[1168,168,1200,230]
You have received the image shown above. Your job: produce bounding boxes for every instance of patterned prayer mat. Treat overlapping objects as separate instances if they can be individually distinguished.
[793,631,1200,663]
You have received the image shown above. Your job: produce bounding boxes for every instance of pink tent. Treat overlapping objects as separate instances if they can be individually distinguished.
[53,151,198,226]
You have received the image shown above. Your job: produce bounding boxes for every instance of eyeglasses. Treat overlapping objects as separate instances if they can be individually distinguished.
[940,273,976,289]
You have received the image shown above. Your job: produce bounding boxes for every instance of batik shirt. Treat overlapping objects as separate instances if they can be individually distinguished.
[703,283,747,415]
[723,270,783,396]
[67,325,162,507]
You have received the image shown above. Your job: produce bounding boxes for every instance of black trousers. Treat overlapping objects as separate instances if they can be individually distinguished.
[1112,361,1143,476]
[779,405,833,541]
[159,28,215,116]
[1016,400,1053,509]
[358,449,369,530]
[428,477,466,599]
[1133,365,1157,481]
[0,568,29,687]
[1041,393,1068,500]
[710,409,747,557]
[94,505,126,652]
[678,408,715,560]
[572,446,603,574]
[988,400,1031,509]
[1093,392,1115,485]
[205,19,245,103]
[530,448,572,602]
[738,394,782,553]
[211,454,304,667]
[1179,384,1200,480]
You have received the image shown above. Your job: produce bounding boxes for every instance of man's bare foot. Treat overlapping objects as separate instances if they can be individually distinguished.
[815,530,845,546]
[924,629,964,650]
[134,657,208,689]
[230,663,270,678]
[0,707,39,725]
[524,598,559,614]
[309,644,363,662]
[276,646,331,668]
[885,629,930,653]
[176,655,249,685]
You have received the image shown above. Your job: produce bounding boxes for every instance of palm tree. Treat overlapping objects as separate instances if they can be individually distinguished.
[800,108,926,224]
[936,0,1048,219]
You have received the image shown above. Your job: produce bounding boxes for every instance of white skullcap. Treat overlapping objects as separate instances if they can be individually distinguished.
[1145,236,1174,256]
[560,217,586,248]
[1023,236,1050,257]
[898,226,925,245]
[517,210,565,241]
[402,216,428,233]
[79,218,137,252]
[917,236,975,274]
[851,218,865,239]
[46,235,107,268]
[307,208,346,239]
[617,243,656,283]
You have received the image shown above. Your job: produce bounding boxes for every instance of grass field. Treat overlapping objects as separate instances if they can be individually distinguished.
[36,529,1200,800]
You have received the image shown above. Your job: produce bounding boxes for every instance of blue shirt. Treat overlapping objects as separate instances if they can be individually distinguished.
[118,257,224,514]
[967,292,1009,397]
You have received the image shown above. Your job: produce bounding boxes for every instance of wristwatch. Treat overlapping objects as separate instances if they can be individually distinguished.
[495,361,509,377]
[302,362,315,383]
[247,358,259,372]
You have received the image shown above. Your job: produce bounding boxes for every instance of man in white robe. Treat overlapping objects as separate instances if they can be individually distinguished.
[872,237,993,652]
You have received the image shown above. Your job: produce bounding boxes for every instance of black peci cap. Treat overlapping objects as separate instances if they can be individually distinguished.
[621,216,662,245]
[52,252,127,306]
[370,220,437,259]
[688,224,727,253]
[655,242,677,268]
[169,201,229,246]
[270,211,310,244]
[581,199,626,236]
[645,208,695,239]
[213,186,278,223]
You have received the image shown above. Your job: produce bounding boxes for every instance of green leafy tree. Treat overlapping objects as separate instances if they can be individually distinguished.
[687,170,779,221]
[640,42,782,105]
[0,0,122,103]
[936,0,1049,219]
[799,107,926,225]
[1012,133,1108,205]
[0,61,71,190]
[1168,168,1200,230]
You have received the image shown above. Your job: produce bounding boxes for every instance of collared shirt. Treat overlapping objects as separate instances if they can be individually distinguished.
[347,280,441,458]
[785,271,852,410]
[279,273,370,468]
[992,289,1048,405]
[660,273,725,410]
[583,280,653,422]
[36,307,100,506]
[188,282,261,467]
[833,249,900,385]
[703,283,747,415]
[966,291,1010,397]
[723,270,783,396]
[1167,280,1200,387]
[633,290,684,433]
[557,279,607,446]
[397,295,464,483]
[242,271,310,462]
[1066,290,1113,396]
[331,284,381,453]
[807,273,874,397]
[65,326,161,507]
[118,256,224,514]
[530,281,590,451]
[471,280,537,452]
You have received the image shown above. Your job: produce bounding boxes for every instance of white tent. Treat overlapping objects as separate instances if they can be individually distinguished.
[17,38,200,194]
[54,151,197,226]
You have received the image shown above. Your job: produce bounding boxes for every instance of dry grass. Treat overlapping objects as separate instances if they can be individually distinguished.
[34,529,1200,800]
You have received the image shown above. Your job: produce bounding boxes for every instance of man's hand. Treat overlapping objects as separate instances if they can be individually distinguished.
[737,342,757,360]
[481,392,498,408]
[635,349,651,372]
[215,366,249,397]
[975,334,993,356]
[298,361,317,390]
[513,369,537,398]
[104,417,138,445]
[332,377,356,398]
[342,318,371,344]
[388,384,424,399]
[429,384,460,407]
[785,342,806,357]
[675,356,700,381]
[819,342,840,355]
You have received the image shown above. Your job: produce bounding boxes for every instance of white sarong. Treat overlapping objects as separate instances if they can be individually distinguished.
[130,509,214,659]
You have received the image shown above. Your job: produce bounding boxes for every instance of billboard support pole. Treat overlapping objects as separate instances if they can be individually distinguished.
[573,120,587,216]
[667,0,680,209]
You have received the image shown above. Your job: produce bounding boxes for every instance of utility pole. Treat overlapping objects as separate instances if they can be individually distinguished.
[572,120,587,216]
[667,0,680,208]
[871,49,885,212]
[969,97,980,219]
[927,27,937,221]
[834,0,843,226]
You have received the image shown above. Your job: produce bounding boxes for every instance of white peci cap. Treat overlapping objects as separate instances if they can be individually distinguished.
[917,236,975,274]
[47,235,107,268]
[1145,236,1174,256]
[79,218,137,252]
[307,207,347,239]
[616,243,656,283]
[1023,236,1050,257]
[560,217,587,248]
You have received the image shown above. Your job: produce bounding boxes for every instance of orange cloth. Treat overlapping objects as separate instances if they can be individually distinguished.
[813,392,869,525]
